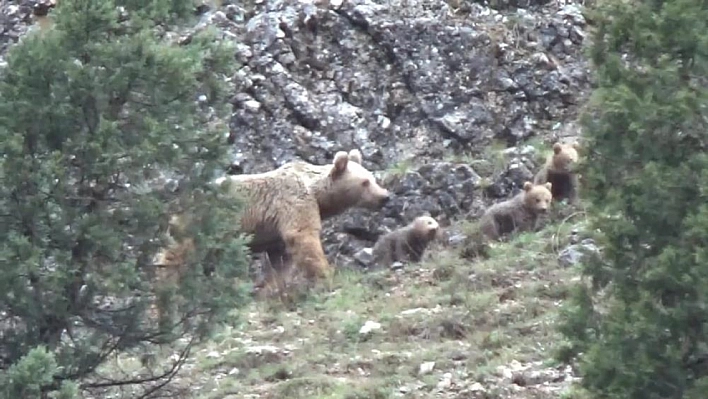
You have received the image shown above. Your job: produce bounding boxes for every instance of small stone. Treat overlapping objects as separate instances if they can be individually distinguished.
[558,238,599,268]
[354,247,374,266]
[7,5,20,17]
[436,372,452,390]
[163,178,179,192]
[243,100,261,112]
[419,361,436,375]
[359,320,381,335]
[378,115,391,129]
[498,77,518,91]
[235,44,253,60]
[278,52,296,65]
[245,345,280,355]
[470,382,486,392]
[390,261,405,271]
[400,308,426,316]
[446,232,467,247]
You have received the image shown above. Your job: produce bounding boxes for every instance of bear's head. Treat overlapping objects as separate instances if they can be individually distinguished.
[522,181,553,214]
[324,149,391,213]
[411,215,440,241]
[549,142,580,173]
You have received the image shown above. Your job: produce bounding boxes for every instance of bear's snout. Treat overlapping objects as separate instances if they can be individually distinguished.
[359,189,391,210]
[378,193,391,206]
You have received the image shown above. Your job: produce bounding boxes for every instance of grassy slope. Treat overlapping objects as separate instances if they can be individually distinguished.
[187,207,590,399]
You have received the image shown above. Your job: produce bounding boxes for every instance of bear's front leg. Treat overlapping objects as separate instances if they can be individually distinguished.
[374,238,395,268]
[394,236,411,264]
[531,214,545,233]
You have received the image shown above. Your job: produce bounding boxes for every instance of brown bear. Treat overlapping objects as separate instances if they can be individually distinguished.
[533,141,581,204]
[155,149,391,285]
[371,215,441,268]
[479,181,553,241]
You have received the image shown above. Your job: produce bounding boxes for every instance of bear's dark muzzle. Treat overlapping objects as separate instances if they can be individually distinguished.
[379,195,391,207]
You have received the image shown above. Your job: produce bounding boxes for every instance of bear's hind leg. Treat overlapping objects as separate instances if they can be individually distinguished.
[282,228,333,282]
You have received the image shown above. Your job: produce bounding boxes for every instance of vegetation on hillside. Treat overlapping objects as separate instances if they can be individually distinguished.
[0,0,251,397]
[557,0,708,397]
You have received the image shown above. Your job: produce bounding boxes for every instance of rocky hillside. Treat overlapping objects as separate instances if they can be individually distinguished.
[0,0,591,269]
[217,0,591,269]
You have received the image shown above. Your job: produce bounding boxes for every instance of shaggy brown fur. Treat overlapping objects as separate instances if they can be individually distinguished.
[480,181,553,241]
[534,141,581,204]
[155,149,391,286]
[372,216,441,268]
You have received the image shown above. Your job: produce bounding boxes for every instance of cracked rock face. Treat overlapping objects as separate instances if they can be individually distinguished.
[0,0,592,272]
[216,0,592,270]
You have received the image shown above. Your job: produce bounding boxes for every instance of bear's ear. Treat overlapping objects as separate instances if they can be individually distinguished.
[544,182,553,191]
[572,142,581,150]
[553,143,563,154]
[332,151,350,177]
[523,181,534,191]
[348,149,363,164]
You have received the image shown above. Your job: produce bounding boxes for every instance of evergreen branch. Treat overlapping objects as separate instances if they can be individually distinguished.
[79,334,195,392]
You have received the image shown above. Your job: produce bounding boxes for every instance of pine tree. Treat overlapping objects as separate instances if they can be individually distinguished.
[0,0,250,397]
[1,347,80,399]
[557,0,708,398]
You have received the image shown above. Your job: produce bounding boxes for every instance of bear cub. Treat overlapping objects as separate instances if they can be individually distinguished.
[480,181,553,241]
[534,141,580,204]
[372,215,441,268]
